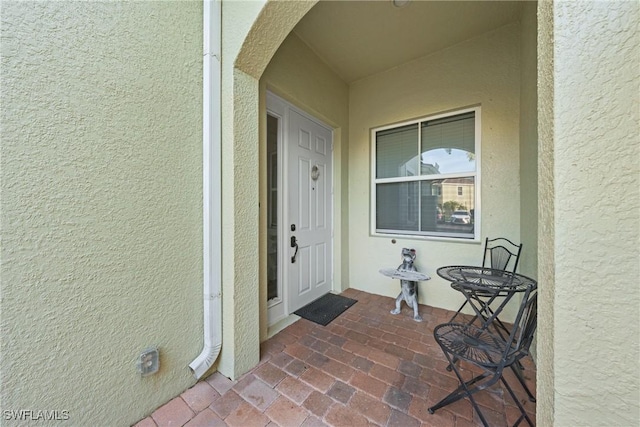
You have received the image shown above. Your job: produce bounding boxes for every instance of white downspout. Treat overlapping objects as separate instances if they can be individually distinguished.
[190,0,222,380]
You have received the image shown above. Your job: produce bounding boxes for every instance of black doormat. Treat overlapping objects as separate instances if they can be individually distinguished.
[294,293,357,326]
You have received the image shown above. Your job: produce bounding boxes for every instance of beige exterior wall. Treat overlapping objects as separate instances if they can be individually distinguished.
[1,2,203,425]
[219,0,317,379]
[536,0,555,424]
[519,2,538,281]
[218,0,267,381]
[348,23,524,318]
[538,1,640,425]
[518,0,539,366]
[4,1,638,425]
[260,32,350,340]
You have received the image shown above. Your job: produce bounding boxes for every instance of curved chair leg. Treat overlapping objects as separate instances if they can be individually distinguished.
[429,377,493,427]
[448,299,469,323]
[500,375,535,426]
[428,372,489,413]
[511,364,536,402]
[429,352,498,427]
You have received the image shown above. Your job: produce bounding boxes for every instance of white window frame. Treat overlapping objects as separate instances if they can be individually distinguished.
[370,106,481,241]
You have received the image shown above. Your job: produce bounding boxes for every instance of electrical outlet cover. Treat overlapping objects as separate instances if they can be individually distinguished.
[137,347,159,376]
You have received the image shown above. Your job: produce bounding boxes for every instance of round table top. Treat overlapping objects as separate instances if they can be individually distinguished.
[379,268,431,282]
[437,265,536,293]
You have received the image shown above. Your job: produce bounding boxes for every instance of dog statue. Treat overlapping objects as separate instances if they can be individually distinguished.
[390,248,423,322]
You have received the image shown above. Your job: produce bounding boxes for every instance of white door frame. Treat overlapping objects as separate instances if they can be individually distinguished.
[266,92,334,326]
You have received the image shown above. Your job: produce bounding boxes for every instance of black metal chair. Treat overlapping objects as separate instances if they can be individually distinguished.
[449,237,523,325]
[447,238,534,403]
[429,287,537,427]
[483,237,523,273]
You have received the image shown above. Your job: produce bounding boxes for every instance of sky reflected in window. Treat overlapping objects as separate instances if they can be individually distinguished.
[421,148,475,175]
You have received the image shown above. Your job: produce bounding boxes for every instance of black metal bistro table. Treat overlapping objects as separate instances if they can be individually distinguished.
[430,266,538,424]
[437,265,537,331]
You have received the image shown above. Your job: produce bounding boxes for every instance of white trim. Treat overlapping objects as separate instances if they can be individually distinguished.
[266,92,334,325]
[190,0,222,380]
[370,106,481,242]
[373,106,478,133]
[266,94,286,325]
[374,171,476,185]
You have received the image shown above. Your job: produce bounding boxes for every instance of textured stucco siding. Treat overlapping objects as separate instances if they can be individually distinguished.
[219,0,265,380]
[218,0,317,379]
[536,1,555,425]
[519,2,538,281]
[552,1,640,425]
[348,23,524,320]
[1,2,203,425]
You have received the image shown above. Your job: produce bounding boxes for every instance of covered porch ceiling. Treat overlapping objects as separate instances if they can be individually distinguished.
[293,0,525,83]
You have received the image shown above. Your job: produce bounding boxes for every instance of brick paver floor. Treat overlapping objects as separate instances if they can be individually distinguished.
[134,289,536,426]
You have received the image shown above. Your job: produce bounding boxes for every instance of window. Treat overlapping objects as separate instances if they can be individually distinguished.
[371,107,479,239]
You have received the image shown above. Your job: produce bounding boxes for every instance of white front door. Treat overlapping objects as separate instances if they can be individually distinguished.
[287,109,333,312]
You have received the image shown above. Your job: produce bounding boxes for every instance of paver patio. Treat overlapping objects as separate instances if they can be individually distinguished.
[134,289,536,426]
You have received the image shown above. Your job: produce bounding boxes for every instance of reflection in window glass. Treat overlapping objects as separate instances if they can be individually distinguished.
[267,114,279,301]
[375,179,476,236]
[372,109,479,239]
[421,112,475,175]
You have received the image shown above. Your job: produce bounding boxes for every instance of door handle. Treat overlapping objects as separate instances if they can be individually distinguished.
[290,236,299,263]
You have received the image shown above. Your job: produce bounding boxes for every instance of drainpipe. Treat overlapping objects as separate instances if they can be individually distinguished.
[189,0,222,380]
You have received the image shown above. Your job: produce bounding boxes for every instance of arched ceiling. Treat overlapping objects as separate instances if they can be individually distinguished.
[292,0,525,83]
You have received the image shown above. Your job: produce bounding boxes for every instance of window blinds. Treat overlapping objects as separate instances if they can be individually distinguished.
[376,124,419,179]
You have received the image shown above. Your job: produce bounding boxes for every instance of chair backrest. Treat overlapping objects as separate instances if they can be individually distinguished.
[482,237,523,273]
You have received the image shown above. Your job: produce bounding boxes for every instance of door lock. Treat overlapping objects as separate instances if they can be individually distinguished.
[290,236,299,263]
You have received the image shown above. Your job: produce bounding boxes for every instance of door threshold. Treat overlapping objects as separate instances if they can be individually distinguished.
[267,313,301,339]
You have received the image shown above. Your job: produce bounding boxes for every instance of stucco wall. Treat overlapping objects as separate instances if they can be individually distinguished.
[260,32,350,337]
[219,0,317,379]
[348,23,523,317]
[518,0,539,365]
[218,0,265,381]
[519,2,538,281]
[1,2,203,425]
[551,1,640,425]
[536,0,555,424]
